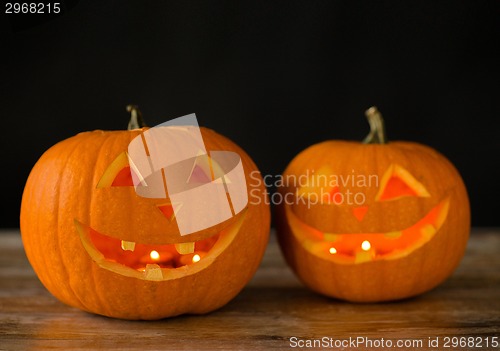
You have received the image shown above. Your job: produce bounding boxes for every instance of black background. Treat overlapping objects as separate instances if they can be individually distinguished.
[1,1,499,228]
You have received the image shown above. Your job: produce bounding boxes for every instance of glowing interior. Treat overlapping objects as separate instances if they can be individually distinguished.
[158,204,177,221]
[324,186,341,204]
[296,165,336,201]
[111,166,136,187]
[286,198,449,264]
[74,210,246,280]
[378,176,417,200]
[375,164,430,201]
[97,152,133,188]
[87,224,217,270]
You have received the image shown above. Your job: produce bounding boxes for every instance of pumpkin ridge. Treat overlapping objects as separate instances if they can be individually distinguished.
[21,158,52,301]
[55,134,92,311]
[87,131,118,316]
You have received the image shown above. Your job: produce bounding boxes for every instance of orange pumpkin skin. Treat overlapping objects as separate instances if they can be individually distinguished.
[276,115,470,302]
[21,127,270,319]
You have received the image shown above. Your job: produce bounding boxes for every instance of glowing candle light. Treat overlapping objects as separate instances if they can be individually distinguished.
[139,250,174,266]
[150,250,160,260]
[178,251,207,266]
[361,240,371,251]
[329,247,337,254]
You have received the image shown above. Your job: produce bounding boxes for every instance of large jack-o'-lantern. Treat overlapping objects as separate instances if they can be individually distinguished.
[276,107,470,302]
[21,106,270,319]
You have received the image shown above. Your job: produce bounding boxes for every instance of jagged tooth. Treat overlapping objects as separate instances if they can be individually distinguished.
[421,224,436,239]
[121,240,136,251]
[384,231,402,239]
[324,233,339,242]
[144,264,163,281]
[355,251,373,263]
[175,242,195,255]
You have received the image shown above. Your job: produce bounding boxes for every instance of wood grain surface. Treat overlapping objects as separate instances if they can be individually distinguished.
[0,229,499,351]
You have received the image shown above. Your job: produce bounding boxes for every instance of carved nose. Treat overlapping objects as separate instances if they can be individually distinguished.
[158,203,176,221]
[352,206,368,222]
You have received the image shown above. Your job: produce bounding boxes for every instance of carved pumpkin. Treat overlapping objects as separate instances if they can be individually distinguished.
[20,107,270,319]
[276,107,470,302]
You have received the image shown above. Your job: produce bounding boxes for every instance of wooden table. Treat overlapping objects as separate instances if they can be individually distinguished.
[1,229,499,350]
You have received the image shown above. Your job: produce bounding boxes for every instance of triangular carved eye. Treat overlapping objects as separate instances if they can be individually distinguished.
[187,155,213,184]
[296,165,341,204]
[97,152,140,188]
[375,164,430,201]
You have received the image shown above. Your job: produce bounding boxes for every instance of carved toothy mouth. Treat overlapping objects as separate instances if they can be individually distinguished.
[285,199,450,264]
[75,210,246,281]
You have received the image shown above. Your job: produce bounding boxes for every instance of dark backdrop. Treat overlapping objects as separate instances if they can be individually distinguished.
[1,1,499,227]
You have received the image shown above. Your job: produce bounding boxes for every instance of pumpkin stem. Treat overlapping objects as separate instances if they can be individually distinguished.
[363,106,387,144]
[127,105,147,130]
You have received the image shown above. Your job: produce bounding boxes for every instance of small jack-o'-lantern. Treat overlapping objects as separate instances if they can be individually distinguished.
[20,106,270,319]
[276,107,470,302]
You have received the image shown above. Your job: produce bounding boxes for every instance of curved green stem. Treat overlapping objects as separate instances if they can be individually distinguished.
[127,105,147,130]
[363,106,387,144]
